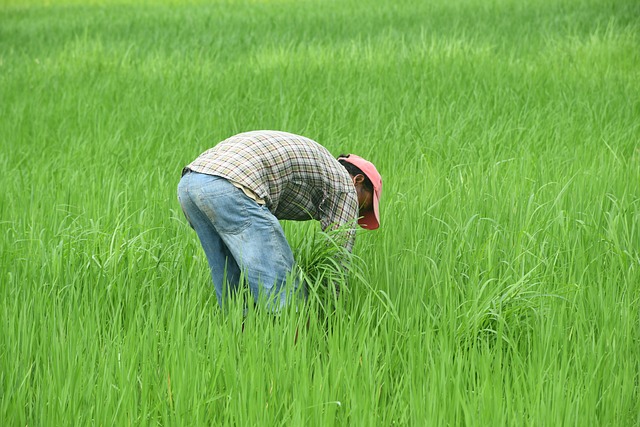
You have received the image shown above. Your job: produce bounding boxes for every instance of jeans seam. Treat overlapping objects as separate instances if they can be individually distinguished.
[178,174,195,227]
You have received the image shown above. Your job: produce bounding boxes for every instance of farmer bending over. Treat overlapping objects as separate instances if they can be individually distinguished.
[177,130,382,309]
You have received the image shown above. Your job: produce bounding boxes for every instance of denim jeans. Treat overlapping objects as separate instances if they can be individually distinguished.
[177,171,302,310]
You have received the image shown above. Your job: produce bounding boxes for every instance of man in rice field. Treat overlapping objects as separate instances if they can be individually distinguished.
[177,130,382,310]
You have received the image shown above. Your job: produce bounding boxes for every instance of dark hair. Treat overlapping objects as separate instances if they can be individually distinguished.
[337,154,373,191]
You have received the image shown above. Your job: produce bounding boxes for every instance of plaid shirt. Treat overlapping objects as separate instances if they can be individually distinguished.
[186,130,358,252]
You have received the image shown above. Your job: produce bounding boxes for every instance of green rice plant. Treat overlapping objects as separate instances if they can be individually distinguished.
[454,267,554,352]
[292,223,365,318]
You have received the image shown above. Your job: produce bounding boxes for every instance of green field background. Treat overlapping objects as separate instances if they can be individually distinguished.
[1,0,639,425]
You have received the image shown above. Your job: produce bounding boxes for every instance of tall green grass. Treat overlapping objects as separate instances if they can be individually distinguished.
[1,0,639,424]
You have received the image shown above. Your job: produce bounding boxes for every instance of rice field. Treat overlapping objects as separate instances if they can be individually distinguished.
[1,0,639,425]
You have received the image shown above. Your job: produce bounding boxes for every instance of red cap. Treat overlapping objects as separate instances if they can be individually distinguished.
[338,154,382,230]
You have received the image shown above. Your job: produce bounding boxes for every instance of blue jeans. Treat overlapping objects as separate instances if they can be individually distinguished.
[177,171,302,310]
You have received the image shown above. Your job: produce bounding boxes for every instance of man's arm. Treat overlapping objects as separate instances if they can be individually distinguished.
[320,190,359,253]
[319,190,359,298]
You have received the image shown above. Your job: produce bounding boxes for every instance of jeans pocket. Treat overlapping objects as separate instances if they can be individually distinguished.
[197,186,251,235]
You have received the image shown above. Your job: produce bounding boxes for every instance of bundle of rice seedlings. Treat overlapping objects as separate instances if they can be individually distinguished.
[292,224,365,317]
